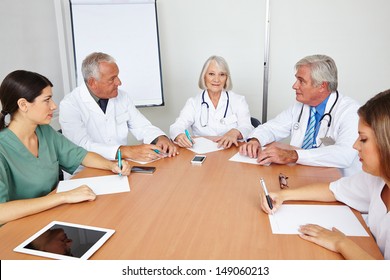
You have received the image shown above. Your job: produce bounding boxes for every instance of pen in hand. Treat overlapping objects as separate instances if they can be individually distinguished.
[153,149,168,157]
[117,148,122,176]
[185,129,193,144]
[260,178,273,210]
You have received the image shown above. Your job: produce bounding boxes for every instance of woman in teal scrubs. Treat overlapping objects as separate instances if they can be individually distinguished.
[0,70,131,224]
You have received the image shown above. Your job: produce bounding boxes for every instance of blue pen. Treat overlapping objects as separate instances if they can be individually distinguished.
[153,149,167,157]
[117,148,122,176]
[185,129,193,143]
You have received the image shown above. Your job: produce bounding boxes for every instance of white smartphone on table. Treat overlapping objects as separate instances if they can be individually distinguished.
[191,155,206,165]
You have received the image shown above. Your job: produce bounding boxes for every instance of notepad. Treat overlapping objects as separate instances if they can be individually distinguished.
[187,137,224,154]
[229,152,271,166]
[57,174,130,195]
[268,204,369,236]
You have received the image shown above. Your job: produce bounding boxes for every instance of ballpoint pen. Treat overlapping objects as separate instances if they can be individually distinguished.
[260,178,273,210]
[153,149,168,157]
[185,129,193,143]
[117,148,122,176]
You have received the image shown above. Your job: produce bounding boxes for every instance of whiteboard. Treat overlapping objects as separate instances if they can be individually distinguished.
[70,0,163,106]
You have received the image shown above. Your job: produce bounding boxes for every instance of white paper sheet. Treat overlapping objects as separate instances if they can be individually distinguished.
[187,137,224,154]
[229,152,271,166]
[57,175,130,196]
[268,204,369,236]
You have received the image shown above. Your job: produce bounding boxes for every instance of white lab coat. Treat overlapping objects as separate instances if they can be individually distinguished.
[169,90,254,140]
[249,92,361,176]
[330,172,390,259]
[59,83,166,160]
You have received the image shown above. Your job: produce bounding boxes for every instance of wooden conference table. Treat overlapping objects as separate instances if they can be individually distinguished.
[0,143,384,260]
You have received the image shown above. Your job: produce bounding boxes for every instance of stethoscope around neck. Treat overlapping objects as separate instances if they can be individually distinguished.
[293,90,339,134]
[200,90,230,127]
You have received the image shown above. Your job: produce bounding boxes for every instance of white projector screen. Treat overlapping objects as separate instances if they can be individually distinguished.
[70,0,163,106]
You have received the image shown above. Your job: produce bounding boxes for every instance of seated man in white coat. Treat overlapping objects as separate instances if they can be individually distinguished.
[59,52,178,163]
[239,54,361,176]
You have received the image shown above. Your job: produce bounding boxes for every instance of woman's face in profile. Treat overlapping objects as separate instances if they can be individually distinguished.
[353,118,381,177]
[26,86,57,125]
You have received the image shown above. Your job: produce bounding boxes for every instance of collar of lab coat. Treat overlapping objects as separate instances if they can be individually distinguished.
[313,91,338,139]
[204,90,228,111]
[80,83,112,115]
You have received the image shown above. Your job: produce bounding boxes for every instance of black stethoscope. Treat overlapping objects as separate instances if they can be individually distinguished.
[200,90,230,127]
[293,91,339,135]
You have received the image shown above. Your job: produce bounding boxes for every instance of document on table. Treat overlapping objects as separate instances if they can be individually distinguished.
[187,137,224,154]
[229,152,271,166]
[268,204,369,236]
[57,175,130,196]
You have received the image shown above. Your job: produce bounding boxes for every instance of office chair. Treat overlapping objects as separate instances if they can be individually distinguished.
[251,117,261,128]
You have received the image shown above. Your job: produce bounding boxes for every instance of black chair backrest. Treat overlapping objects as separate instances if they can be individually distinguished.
[251,117,261,128]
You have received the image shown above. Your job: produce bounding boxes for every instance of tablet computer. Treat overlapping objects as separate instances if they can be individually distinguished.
[14,221,115,260]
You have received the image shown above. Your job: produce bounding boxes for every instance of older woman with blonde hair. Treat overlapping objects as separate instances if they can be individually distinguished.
[170,55,253,149]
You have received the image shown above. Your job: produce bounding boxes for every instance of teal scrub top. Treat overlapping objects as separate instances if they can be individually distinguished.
[0,125,88,203]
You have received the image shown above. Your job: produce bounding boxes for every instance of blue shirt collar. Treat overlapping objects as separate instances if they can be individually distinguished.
[314,95,330,119]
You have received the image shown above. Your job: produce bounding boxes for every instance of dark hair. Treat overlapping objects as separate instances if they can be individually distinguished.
[0,70,53,129]
[358,89,390,181]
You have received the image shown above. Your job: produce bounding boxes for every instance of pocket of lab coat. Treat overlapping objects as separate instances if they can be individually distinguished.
[116,112,130,124]
[221,114,238,125]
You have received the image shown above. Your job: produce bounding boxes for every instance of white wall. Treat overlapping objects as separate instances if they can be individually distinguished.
[1,0,390,141]
[266,0,390,120]
[0,0,63,130]
[140,0,266,141]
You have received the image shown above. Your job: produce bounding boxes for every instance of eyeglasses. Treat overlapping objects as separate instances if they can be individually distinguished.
[278,173,289,189]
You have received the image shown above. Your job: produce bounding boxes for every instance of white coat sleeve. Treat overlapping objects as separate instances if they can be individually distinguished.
[233,95,254,140]
[125,99,167,144]
[329,172,376,213]
[169,97,196,140]
[248,105,295,145]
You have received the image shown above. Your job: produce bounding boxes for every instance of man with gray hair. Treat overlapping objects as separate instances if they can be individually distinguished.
[60,52,178,164]
[239,54,361,176]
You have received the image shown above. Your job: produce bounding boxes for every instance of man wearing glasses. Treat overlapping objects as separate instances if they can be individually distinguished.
[239,54,361,177]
